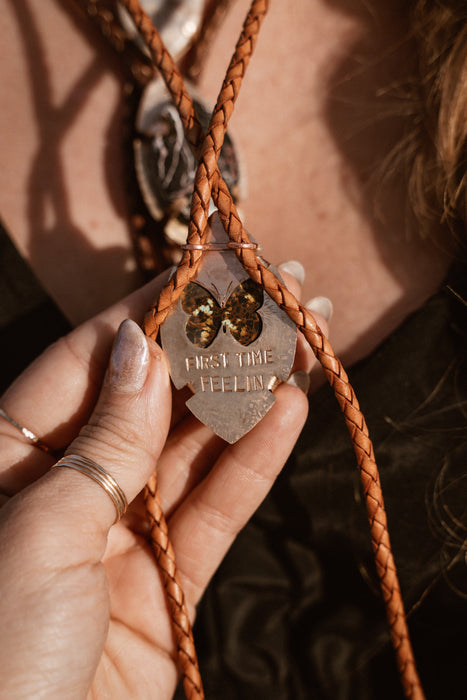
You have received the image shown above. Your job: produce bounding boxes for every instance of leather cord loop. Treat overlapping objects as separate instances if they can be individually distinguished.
[84,1,426,698]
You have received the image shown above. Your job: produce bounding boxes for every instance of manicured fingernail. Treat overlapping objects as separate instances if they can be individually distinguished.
[287,370,310,394]
[107,319,150,393]
[305,296,333,322]
[278,260,305,286]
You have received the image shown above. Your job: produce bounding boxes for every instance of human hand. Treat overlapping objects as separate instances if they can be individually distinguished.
[0,268,328,700]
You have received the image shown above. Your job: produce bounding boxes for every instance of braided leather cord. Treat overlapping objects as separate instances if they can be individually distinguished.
[118,3,269,697]
[120,0,266,337]
[121,1,425,698]
[75,0,155,84]
[181,0,234,81]
[144,472,203,699]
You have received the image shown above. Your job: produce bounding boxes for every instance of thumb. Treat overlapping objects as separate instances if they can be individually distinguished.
[60,318,172,530]
[4,319,172,547]
[0,320,171,699]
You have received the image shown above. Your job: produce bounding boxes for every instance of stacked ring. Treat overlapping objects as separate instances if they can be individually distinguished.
[52,455,128,523]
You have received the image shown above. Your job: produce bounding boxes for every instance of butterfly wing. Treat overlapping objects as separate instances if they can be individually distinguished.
[181,282,222,348]
[223,279,263,346]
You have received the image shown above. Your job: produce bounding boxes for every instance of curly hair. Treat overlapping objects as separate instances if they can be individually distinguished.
[409,0,467,244]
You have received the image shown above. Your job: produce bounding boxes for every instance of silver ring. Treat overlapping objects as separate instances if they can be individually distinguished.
[52,455,128,523]
[0,408,53,454]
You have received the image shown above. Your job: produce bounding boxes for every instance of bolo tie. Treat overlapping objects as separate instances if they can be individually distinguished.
[74,1,426,698]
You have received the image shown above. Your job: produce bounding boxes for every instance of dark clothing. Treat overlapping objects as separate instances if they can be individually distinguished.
[0,224,70,394]
[189,264,467,700]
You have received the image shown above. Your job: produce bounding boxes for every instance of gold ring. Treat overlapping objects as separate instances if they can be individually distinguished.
[0,408,53,454]
[52,455,128,523]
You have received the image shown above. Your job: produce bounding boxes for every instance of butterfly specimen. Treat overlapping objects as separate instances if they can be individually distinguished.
[181,279,263,348]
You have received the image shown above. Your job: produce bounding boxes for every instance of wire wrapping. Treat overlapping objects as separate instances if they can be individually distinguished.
[93,1,426,698]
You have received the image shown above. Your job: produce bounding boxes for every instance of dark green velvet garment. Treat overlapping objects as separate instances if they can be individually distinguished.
[2,224,466,699]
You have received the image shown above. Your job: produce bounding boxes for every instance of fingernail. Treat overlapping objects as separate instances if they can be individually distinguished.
[287,370,310,394]
[305,296,333,322]
[278,260,305,286]
[107,320,150,393]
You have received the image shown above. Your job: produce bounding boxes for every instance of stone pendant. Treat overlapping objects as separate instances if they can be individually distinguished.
[160,214,297,443]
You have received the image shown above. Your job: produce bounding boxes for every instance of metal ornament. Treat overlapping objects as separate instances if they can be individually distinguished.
[134,79,244,246]
[118,0,205,62]
[160,214,297,443]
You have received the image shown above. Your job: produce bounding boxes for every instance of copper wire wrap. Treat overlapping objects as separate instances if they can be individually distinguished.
[97,1,426,698]
[181,242,261,251]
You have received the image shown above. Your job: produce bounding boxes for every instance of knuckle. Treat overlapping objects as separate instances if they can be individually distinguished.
[199,500,239,536]
[70,404,150,464]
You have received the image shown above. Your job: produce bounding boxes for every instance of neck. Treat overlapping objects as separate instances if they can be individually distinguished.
[0,0,452,367]
[199,0,451,365]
